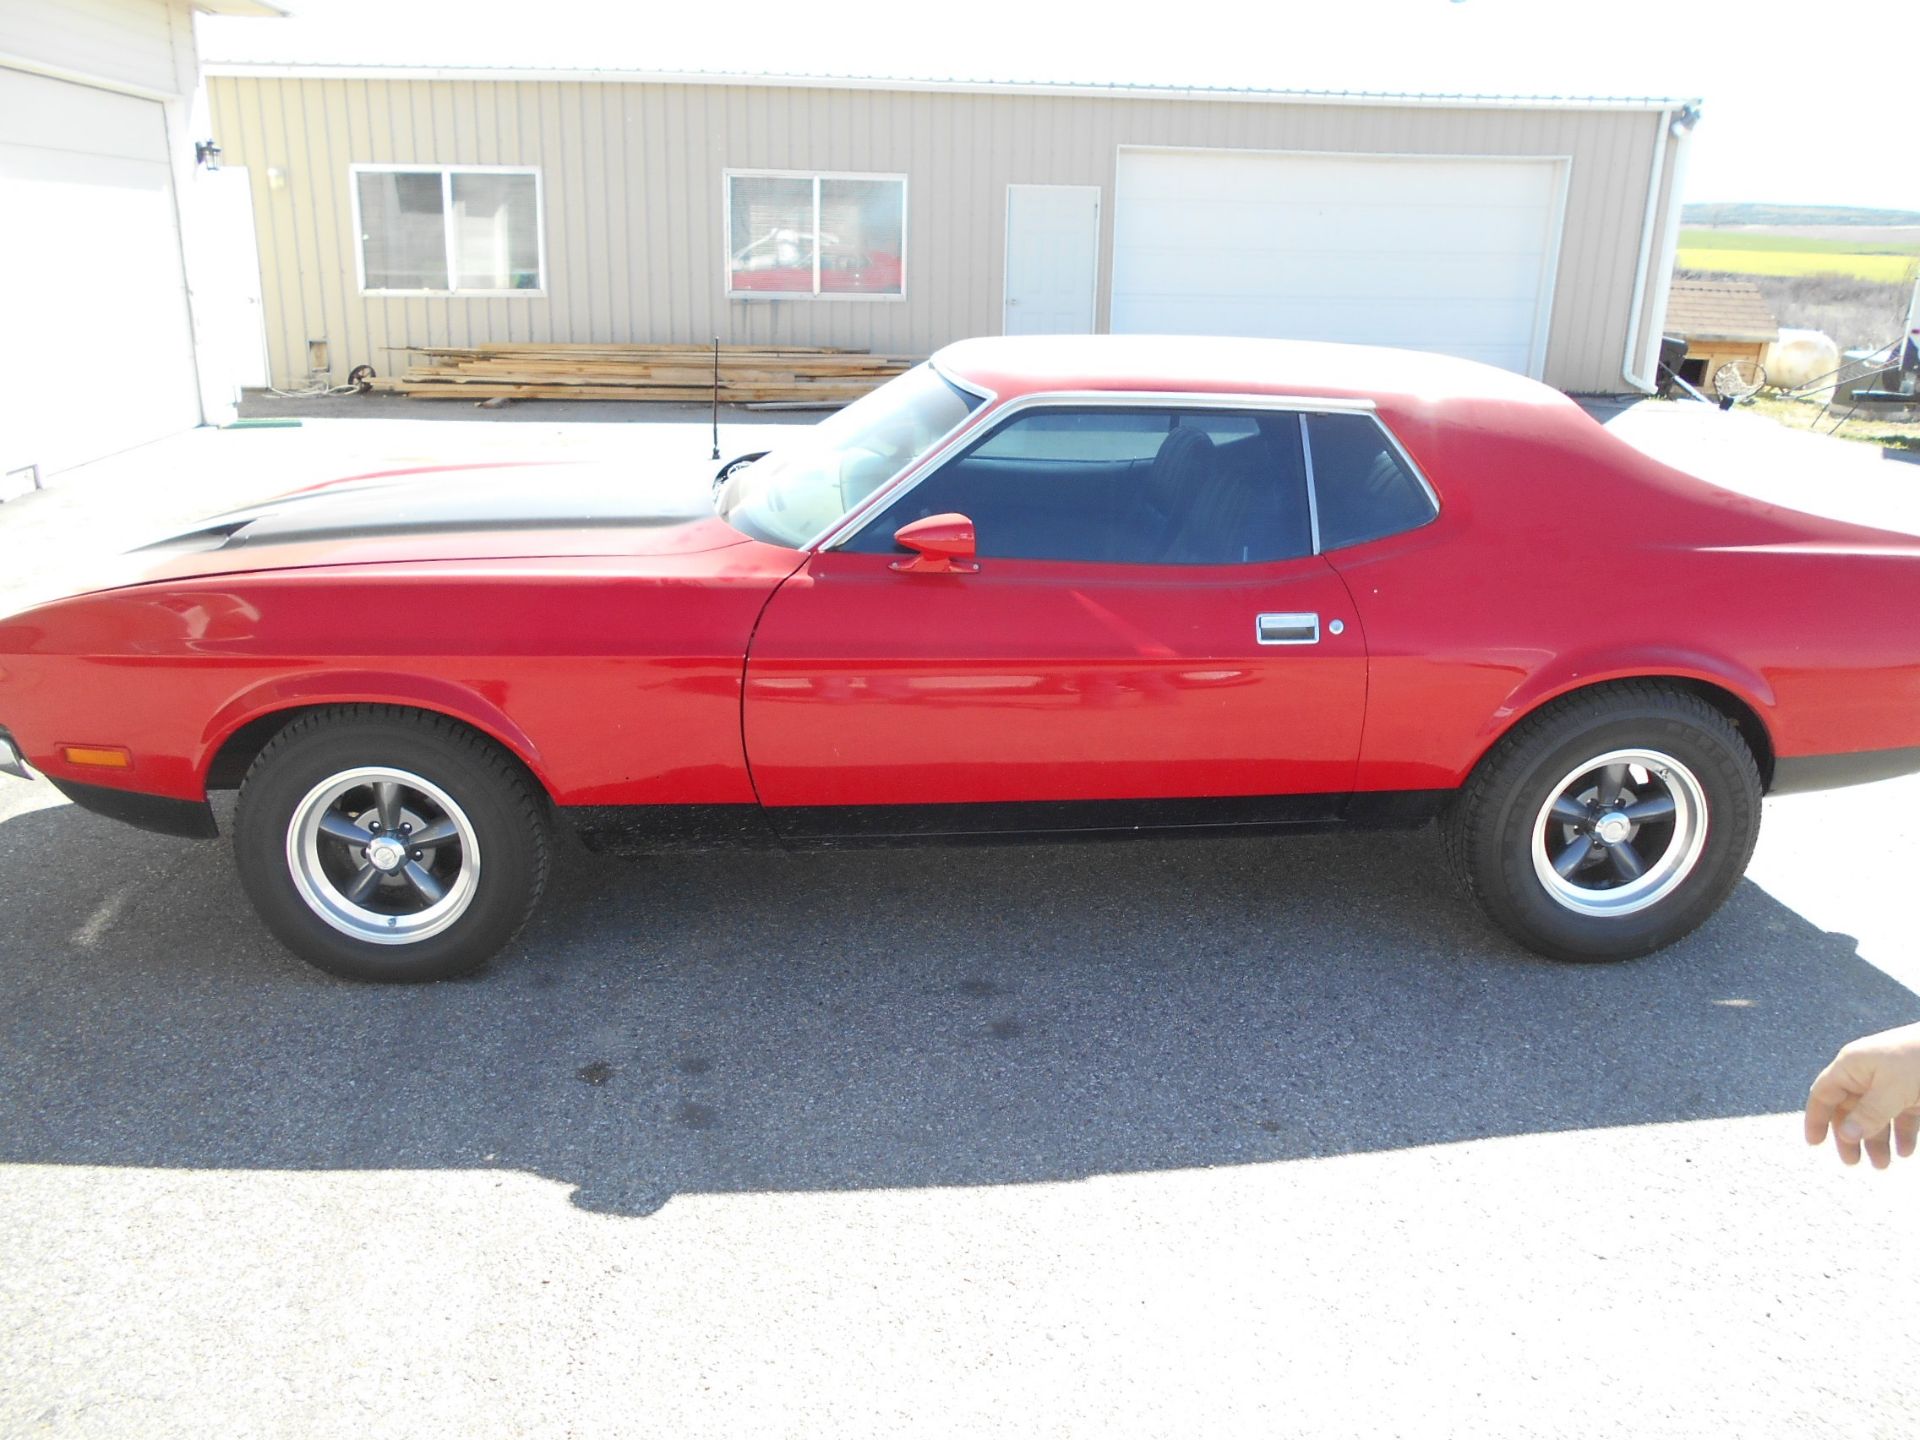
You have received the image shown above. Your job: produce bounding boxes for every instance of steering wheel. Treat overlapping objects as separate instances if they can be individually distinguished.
[712,452,767,493]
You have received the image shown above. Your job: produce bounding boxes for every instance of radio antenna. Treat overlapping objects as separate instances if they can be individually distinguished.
[710,337,721,460]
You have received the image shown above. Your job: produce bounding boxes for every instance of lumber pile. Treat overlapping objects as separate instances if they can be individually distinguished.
[369,342,916,404]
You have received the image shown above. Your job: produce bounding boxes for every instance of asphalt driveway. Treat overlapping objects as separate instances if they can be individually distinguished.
[2,401,1918,1438]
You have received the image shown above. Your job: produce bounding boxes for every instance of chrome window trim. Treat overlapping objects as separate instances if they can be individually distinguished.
[794,361,1001,551]
[1302,411,1443,553]
[815,388,1377,554]
[1360,413,1442,515]
[1297,413,1323,555]
[966,390,1377,413]
[941,364,997,405]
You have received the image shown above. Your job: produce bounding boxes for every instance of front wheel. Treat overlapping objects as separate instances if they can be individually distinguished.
[233,707,550,981]
[1441,684,1762,962]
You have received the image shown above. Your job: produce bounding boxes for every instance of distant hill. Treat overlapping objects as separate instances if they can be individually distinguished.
[1684,202,1920,228]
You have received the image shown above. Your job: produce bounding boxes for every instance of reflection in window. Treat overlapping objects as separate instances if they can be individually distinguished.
[450,173,541,290]
[355,168,541,293]
[728,172,905,297]
[972,411,1260,463]
[356,171,448,291]
[727,175,817,294]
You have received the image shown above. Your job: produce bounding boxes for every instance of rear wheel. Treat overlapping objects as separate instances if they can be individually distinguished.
[1442,684,1762,961]
[233,707,549,981]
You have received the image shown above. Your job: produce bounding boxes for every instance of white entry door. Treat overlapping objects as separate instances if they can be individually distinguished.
[1003,184,1100,335]
[1110,148,1567,378]
[186,166,271,409]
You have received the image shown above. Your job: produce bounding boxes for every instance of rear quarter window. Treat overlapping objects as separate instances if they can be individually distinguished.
[1307,412,1437,550]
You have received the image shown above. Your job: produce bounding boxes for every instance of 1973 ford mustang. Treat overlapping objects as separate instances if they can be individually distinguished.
[3,335,1918,981]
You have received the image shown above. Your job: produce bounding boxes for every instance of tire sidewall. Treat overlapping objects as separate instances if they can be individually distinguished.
[235,718,542,981]
[1485,704,1760,961]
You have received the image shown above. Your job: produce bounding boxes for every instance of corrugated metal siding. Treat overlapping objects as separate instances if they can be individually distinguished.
[0,0,193,97]
[208,76,1678,394]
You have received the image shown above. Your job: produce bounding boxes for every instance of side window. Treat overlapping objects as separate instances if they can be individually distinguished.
[968,411,1262,463]
[1306,413,1437,551]
[842,409,1311,565]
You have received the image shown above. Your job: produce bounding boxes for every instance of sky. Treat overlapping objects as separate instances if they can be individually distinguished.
[199,0,1920,212]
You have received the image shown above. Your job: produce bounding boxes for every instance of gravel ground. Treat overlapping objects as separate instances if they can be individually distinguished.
[2,402,1918,1438]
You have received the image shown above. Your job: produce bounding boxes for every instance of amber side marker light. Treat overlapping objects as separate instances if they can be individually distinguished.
[62,745,133,770]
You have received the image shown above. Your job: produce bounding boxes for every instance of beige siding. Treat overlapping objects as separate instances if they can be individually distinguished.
[208,76,1680,394]
[0,0,194,98]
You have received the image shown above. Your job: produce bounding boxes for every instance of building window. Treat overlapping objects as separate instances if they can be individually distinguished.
[352,165,544,295]
[726,171,906,299]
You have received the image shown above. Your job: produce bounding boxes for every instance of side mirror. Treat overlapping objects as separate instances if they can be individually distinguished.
[890,513,979,574]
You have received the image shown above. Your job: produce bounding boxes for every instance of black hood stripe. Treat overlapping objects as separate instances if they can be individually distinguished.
[139,469,715,555]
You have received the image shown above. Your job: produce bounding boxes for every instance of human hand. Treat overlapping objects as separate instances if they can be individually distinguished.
[1804,1021,1920,1168]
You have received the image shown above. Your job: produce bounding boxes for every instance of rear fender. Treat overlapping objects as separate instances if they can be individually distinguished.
[1476,647,1777,771]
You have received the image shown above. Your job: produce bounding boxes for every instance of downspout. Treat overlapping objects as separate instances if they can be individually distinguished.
[1637,105,1698,391]
[1619,108,1671,393]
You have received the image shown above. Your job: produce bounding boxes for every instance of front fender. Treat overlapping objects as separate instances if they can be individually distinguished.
[197,671,552,792]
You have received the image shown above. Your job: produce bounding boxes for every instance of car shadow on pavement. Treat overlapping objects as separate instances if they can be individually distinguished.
[1,789,1913,1217]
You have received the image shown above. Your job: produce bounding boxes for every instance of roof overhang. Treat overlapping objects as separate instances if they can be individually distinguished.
[198,63,1696,112]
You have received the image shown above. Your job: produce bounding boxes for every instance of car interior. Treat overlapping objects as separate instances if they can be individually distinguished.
[844,409,1315,566]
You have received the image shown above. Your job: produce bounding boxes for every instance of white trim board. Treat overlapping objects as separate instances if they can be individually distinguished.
[0,54,184,102]
[202,63,1695,113]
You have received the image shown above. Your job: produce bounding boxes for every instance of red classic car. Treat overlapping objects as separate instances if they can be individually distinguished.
[3,335,1918,981]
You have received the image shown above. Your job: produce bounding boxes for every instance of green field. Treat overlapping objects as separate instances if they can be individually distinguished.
[1677,229,1920,283]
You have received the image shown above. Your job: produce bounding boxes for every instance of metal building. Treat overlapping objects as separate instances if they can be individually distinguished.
[202,66,1699,396]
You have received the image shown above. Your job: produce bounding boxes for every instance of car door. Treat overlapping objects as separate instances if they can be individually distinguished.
[741,402,1369,838]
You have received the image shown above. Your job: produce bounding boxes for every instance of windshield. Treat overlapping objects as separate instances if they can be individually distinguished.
[717,363,984,548]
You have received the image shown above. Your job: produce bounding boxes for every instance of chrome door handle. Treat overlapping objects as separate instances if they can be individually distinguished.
[1256,612,1320,645]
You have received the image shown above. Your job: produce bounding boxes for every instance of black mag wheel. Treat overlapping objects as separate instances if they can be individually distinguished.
[234,706,549,982]
[1441,683,1762,962]
[284,766,482,945]
[1529,748,1709,919]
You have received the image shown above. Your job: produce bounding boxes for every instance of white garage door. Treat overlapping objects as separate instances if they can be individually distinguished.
[0,68,200,481]
[1111,148,1566,378]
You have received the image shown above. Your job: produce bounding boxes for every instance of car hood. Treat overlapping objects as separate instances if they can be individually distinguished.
[53,460,754,600]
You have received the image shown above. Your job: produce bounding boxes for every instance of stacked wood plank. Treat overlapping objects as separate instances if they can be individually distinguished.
[370,342,916,403]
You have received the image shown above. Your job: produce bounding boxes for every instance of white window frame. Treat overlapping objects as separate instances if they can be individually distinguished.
[723,168,908,302]
[349,163,548,298]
